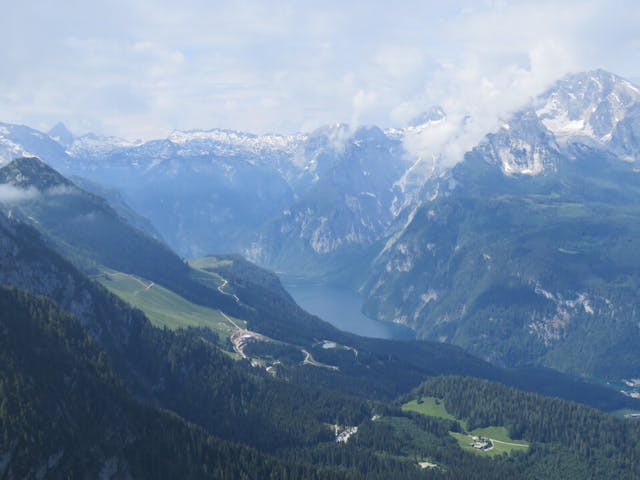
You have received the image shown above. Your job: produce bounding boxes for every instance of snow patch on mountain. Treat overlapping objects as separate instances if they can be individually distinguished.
[413,289,438,320]
[464,70,640,177]
[68,134,143,163]
[167,129,306,154]
[499,140,547,175]
[535,69,640,145]
[529,285,595,346]
[0,136,32,165]
[0,126,30,159]
[386,106,447,139]
[475,109,560,176]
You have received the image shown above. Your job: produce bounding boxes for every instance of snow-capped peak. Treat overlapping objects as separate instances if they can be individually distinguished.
[408,106,446,129]
[68,133,143,160]
[167,128,307,154]
[385,106,447,139]
[535,69,640,145]
[0,122,69,168]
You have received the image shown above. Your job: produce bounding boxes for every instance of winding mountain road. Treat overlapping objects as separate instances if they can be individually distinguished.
[217,277,240,303]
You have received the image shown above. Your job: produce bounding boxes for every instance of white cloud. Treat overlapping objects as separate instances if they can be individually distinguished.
[398,0,634,166]
[0,184,40,204]
[0,1,639,141]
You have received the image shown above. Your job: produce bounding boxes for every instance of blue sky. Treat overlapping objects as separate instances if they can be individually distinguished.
[2,1,639,140]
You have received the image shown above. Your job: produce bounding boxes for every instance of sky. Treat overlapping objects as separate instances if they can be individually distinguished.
[2,0,640,144]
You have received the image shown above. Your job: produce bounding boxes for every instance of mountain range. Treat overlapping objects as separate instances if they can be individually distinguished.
[1,69,640,386]
[0,111,428,278]
[3,63,640,476]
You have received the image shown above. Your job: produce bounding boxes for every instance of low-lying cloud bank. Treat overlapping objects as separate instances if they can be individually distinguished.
[0,184,40,204]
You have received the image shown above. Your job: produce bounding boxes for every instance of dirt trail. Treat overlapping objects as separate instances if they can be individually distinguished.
[108,272,154,295]
[490,439,528,447]
[220,311,242,330]
[217,277,240,303]
[302,349,339,371]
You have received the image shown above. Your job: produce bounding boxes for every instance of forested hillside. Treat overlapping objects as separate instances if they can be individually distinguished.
[0,286,364,480]
[0,157,638,478]
[409,376,640,479]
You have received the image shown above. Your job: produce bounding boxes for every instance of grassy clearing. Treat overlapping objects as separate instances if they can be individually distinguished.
[470,426,516,443]
[470,426,528,454]
[402,397,459,422]
[188,256,233,271]
[451,427,528,457]
[402,397,528,456]
[96,268,245,339]
[187,257,241,300]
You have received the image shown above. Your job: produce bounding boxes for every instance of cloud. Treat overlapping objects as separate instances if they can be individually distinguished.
[0,1,639,140]
[0,182,79,206]
[401,54,563,167]
[0,184,40,204]
[398,1,637,166]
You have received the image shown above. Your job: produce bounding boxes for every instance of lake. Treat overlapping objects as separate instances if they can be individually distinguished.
[283,282,415,340]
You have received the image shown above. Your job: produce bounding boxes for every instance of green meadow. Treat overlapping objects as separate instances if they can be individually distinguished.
[97,268,245,338]
[403,397,529,456]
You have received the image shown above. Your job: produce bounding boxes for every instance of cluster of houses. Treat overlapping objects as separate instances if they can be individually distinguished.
[470,436,493,451]
[335,425,358,443]
[622,378,640,399]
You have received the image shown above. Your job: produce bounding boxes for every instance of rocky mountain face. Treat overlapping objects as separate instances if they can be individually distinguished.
[535,69,640,147]
[475,108,562,176]
[360,70,640,379]
[47,122,75,149]
[0,122,70,167]
[61,131,298,257]
[249,126,411,278]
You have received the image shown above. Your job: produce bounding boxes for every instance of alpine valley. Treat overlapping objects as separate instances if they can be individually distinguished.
[1,69,640,479]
